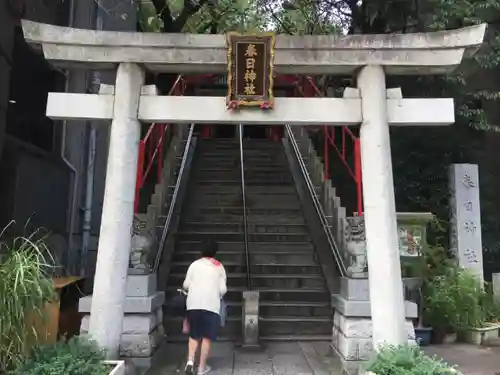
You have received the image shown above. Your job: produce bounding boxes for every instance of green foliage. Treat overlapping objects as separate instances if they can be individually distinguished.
[423,267,489,331]
[186,0,268,33]
[427,0,500,131]
[479,283,500,323]
[0,225,56,372]
[10,337,108,375]
[366,344,455,375]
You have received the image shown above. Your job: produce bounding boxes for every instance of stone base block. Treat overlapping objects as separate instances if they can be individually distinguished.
[79,291,165,314]
[332,311,416,374]
[80,327,163,358]
[80,308,163,334]
[126,273,157,297]
[332,295,418,319]
[340,278,370,300]
[333,313,416,340]
[120,329,163,358]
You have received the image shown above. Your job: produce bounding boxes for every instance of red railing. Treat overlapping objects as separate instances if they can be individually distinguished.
[278,75,363,216]
[134,74,221,213]
[134,75,186,213]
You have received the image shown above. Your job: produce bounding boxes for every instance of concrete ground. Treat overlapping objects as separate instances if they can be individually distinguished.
[146,342,500,375]
[146,342,343,375]
[424,344,500,375]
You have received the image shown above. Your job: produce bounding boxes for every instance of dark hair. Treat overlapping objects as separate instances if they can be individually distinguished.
[200,240,218,258]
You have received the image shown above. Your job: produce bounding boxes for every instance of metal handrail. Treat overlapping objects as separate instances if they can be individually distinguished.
[238,124,252,290]
[153,124,195,273]
[284,124,348,277]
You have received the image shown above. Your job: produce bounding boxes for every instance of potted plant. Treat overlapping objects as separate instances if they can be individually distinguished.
[460,284,500,345]
[363,344,458,375]
[423,267,481,343]
[0,226,56,372]
[10,337,125,375]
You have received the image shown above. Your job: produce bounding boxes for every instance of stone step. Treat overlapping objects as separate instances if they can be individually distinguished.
[168,273,246,289]
[171,250,245,264]
[193,165,287,173]
[182,206,303,216]
[193,180,293,186]
[170,262,321,275]
[163,316,241,337]
[193,168,290,176]
[198,142,283,150]
[197,155,286,165]
[260,301,332,318]
[175,222,308,235]
[175,232,311,242]
[185,194,300,206]
[172,250,317,266]
[165,334,239,342]
[166,286,245,303]
[163,301,243,317]
[178,214,306,225]
[259,334,333,342]
[192,185,296,194]
[198,140,281,149]
[196,160,287,169]
[174,240,314,252]
[259,317,332,336]
[197,149,285,157]
[192,172,292,183]
[259,288,330,303]
[169,273,325,289]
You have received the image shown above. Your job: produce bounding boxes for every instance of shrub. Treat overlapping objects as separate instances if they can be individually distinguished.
[9,337,109,375]
[0,227,55,372]
[423,267,484,331]
[366,344,456,375]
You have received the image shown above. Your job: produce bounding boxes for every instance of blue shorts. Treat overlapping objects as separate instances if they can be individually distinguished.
[186,309,220,341]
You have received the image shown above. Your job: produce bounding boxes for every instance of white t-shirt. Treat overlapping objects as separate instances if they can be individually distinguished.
[182,257,227,314]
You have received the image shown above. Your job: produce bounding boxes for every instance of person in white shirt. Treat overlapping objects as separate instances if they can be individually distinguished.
[183,240,227,375]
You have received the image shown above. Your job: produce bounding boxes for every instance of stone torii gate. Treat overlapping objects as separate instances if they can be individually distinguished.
[22,20,485,358]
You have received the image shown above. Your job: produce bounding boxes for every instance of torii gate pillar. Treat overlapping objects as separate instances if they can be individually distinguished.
[89,63,144,357]
[357,66,406,346]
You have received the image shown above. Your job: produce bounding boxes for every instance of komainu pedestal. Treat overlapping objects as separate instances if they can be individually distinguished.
[79,273,164,373]
[332,277,417,374]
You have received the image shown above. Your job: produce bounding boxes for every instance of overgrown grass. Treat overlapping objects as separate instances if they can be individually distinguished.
[0,224,55,373]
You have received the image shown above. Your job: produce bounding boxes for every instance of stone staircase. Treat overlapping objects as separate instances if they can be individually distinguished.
[241,139,332,341]
[163,138,245,341]
[163,138,333,341]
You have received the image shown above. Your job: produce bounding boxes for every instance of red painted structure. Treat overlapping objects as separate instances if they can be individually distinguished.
[134,74,363,216]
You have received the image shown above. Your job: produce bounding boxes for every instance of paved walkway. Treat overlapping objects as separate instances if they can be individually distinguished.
[424,344,500,375]
[146,342,342,375]
[146,342,500,375]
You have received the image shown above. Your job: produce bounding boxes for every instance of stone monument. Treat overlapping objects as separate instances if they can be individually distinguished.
[449,163,484,281]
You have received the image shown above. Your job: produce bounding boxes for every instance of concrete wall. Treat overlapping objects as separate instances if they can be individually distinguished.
[0,0,72,269]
